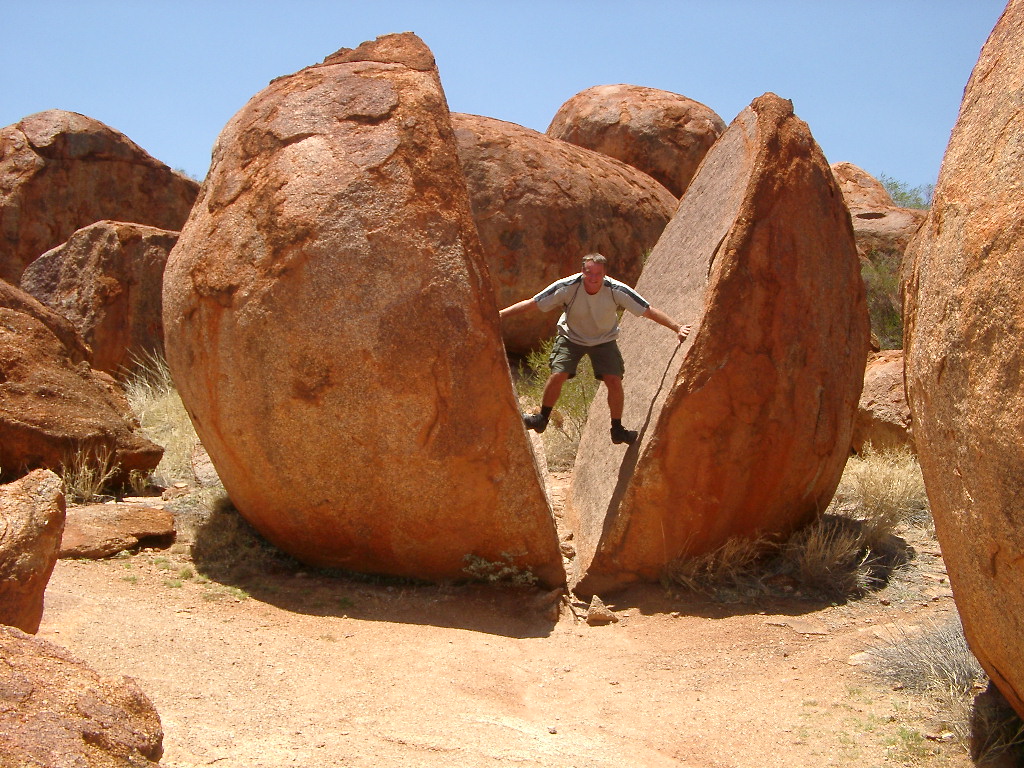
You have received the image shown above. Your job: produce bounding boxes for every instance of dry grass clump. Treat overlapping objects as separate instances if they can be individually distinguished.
[664,447,929,602]
[123,351,201,487]
[59,444,119,503]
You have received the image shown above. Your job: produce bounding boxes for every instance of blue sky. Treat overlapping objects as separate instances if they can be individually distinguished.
[1,1,1006,189]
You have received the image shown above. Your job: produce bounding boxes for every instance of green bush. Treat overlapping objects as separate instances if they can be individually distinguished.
[878,173,934,210]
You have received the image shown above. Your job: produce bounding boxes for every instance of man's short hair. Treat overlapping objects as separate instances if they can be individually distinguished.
[582,253,608,269]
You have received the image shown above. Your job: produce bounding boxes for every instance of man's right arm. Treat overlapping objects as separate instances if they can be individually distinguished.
[499,298,539,319]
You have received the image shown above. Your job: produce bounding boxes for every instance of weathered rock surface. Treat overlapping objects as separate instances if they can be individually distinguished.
[0,625,163,766]
[831,162,895,209]
[0,470,64,633]
[851,350,914,455]
[0,307,163,481]
[567,93,869,595]
[0,278,91,364]
[903,0,1024,719]
[0,109,198,284]
[547,84,726,198]
[20,220,178,376]
[454,112,677,355]
[163,33,563,586]
[59,502,174,559]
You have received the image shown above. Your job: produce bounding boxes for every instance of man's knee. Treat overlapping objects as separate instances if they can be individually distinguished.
[603,374,623,391]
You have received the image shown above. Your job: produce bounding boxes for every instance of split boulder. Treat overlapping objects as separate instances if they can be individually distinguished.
[20,220,178,376]
[0,470,65,633]
[0,625,163,766]
[453,112,677,355]
[903,0,1024,719]
[547,84,726,198]
[163,33,563,586]
[0,306,163,481]
[567,93,869,595]
[0,109,198,284]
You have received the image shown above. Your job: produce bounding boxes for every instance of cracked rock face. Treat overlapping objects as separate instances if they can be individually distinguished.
[568,93,868,595]
[163,33,563,586]
[904,0,1024,720]
[0,110,198,284]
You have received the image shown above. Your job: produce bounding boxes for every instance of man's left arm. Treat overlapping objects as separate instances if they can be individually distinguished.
[642,306,691,344]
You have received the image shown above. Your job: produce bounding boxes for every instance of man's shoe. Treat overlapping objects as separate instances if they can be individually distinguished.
[523,413,549,433]
[610,423,638,445]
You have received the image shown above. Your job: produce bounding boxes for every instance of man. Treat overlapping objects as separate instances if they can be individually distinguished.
[499,254,690,445]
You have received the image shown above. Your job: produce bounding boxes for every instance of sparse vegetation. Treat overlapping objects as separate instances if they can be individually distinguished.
[123,350,201,487]
[58,444,118,503]
[462,552,538,586]
[861,248,905,350]
[879,173,934,210]
[663,447,928,602]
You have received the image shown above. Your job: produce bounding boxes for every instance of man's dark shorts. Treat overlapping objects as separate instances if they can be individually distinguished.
[549,336,625,380]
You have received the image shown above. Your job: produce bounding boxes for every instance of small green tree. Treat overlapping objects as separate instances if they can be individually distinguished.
[878,173,934,210]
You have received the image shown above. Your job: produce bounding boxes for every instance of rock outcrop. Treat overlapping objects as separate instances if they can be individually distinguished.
[453,113,677,355]
[20,220,178,376]
[547,84,726,198]
[567,93,869,595]
[0,109,198,283]
[0,625,163,766]
[0,470,65,633]
[59,502,175,559]
[163,34,563,586]
[0,305,163,481]
[0,278,91,364]
[851,350,913,455]
[903,0,1024,719]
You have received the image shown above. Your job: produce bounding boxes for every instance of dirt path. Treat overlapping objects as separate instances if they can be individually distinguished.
[37,479,971,768]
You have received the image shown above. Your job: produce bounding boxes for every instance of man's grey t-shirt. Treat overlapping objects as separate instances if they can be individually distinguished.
[533,274,650,346]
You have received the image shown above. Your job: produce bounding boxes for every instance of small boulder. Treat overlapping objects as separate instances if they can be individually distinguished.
[547,84,726,198]
[20,220,178,376]
[0,307,163,481]
[454,112,676,355]
[0,625,163,765]
[568,94,868,595]
[903,0,1024,719]
[851,350,914,455]
[0,109,198,284]
[585,594,618,625]
[59,503,175,559]
[0,469,65,633]
[163,34,563,586]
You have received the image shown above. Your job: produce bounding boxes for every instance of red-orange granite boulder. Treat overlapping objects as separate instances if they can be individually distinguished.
[0,470,64,633]
[568,93,869,595]
[453,112,677,356]
[0,306,163,481]
[546,84,726,198]
[0,278,90,364]
[0,109,198,284]
[903,1,1024,719]
[163,34,563,586]
[851,350,914,455]
[0,625,163,766]
[20,220,178,377]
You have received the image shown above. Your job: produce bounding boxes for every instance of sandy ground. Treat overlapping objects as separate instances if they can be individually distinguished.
[37,474,973,768]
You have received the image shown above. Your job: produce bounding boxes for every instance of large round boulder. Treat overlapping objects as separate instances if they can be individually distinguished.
[20,220,178,376]
[568,93,869,595]
[851,350,914,455]
[0,110,198,283]
[163,34,563,587]
[546,84,726,198]
[903,1,1024,719]
[453,112,677,356]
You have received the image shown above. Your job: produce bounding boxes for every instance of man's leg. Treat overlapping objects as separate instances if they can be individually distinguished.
[542,371,570,409]
[603,374,625,420]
